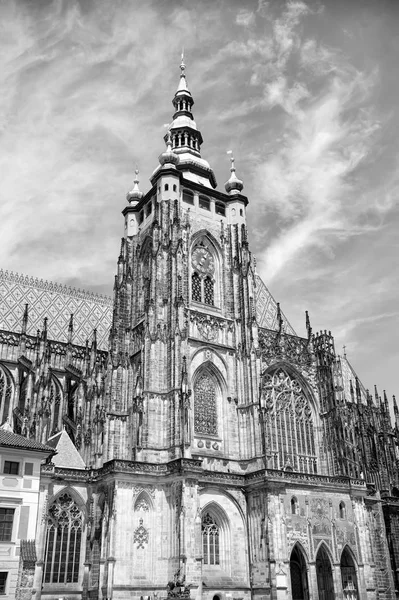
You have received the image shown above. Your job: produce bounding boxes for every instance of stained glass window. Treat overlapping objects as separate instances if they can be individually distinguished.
[202,513,220,565]
[262,368,317,473]
[204,277,214,305]
[43,493,83,584]
[192,272,202,302]
[194,373,217,436]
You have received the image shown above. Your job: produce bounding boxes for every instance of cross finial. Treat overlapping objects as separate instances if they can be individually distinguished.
[343,345,347,358]
[180,49,185,75]
[227,150,235,172]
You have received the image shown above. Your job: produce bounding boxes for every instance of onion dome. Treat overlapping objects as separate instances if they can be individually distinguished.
[225,154,244,195]
[158,130,180,167]
[126,169,144,204]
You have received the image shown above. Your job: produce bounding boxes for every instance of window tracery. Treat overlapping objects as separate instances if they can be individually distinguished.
[43,493,83,584]
[194,372,218,436]
[191,240,217,306]
[202,513,220,565]
[262,367,317,473]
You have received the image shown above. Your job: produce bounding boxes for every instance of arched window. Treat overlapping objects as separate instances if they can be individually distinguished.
[43,493,83,584]
[194,372,218,436]
[215,202,226,216]
[191,272,202,302]
[183,189,194,205]
[0,366,13,425]
[199,195,210,211]
[202,513,220,565]
[191,241,217,306]
[165,183,169,191]
[173,184,177,192]
[291,496,299,515]
[262,367,317,473]
[339,502,346,519]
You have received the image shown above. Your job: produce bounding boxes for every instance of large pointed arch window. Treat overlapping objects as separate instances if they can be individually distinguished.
[262,367,317,473]
[194,372,218,436]
[43,493,83,584]
[202,513,220,565]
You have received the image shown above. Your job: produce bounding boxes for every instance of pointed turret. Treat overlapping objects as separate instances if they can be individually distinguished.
[225,153,244,195]
[126,169,144,205]
[158,130,179,168]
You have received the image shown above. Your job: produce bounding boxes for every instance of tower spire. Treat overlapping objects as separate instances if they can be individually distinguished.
[225,151,244,195]
[126,168,144,204]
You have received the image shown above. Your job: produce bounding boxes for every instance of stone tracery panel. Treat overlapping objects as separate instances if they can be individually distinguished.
[262,367,317,473]
[194,372,218,436]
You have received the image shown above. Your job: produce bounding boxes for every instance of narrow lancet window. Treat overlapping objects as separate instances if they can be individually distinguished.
[202,513,220,565]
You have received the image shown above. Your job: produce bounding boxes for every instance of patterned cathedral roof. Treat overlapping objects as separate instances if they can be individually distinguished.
[0,269,113,350]
[0,269,294,350]
[255,275,296,335]
[340,354,368,404]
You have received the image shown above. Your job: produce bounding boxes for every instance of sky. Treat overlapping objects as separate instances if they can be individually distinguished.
[1,0,399,401]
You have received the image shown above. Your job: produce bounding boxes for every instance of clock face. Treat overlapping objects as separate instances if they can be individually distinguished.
[192,247,215,275]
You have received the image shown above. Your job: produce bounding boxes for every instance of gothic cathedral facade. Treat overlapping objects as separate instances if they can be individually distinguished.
[1,61,399,600]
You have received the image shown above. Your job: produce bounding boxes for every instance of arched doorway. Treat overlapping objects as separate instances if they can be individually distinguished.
[316,545,334,600]
[290,545,309,600]
[340,546,358,598]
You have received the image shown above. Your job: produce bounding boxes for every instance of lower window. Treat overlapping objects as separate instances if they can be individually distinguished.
[43,493,83,584]
[0,572,7,595]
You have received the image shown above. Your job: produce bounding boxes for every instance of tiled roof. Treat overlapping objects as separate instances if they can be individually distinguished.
[0,428,55,453]
[0,269,112,350]
[255,275,296,335]
[21,540,37,563]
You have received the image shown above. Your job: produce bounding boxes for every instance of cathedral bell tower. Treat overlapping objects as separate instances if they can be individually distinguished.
[103,57,261,468]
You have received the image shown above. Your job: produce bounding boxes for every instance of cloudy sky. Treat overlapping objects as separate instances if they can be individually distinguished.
[1,0,399,400]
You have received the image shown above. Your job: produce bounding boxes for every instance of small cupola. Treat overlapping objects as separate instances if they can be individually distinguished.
[225,153,244,195]
[126,169,144,204]
[158,130,180,168]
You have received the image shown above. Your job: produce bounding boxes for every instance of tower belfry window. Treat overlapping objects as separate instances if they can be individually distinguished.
[199,195,210,211]
[191,243,216,306]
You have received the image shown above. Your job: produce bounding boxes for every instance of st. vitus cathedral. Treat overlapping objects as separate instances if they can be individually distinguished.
[1,60,399,600]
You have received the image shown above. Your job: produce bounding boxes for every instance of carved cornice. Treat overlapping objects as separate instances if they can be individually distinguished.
[40,459,368,492]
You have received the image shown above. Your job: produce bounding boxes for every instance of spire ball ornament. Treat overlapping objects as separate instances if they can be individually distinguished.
[126,168,144,204]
